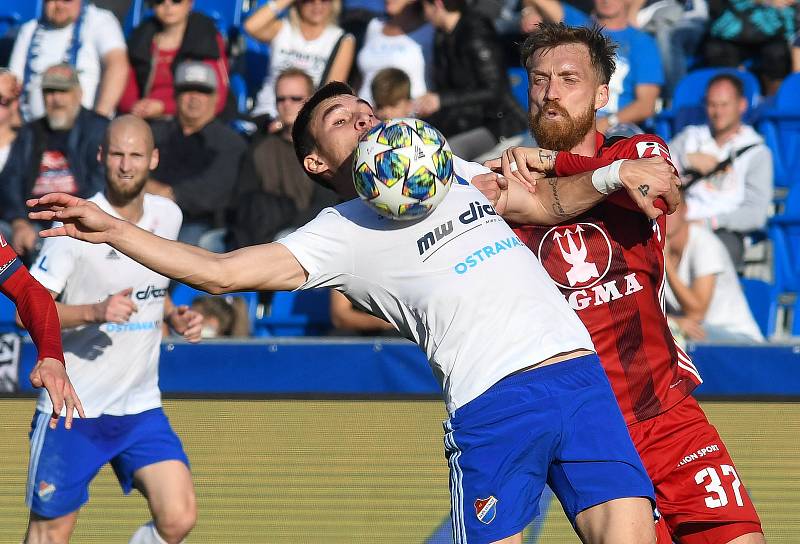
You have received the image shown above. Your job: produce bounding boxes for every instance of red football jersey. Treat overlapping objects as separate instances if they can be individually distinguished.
[514,133,701,424]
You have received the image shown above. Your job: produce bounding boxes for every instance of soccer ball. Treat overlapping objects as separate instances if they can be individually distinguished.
[352,118,454,221]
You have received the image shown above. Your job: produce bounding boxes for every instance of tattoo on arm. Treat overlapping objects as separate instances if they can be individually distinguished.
[539,149,558,172]
[638,184,650,197]
[548,178,567,217]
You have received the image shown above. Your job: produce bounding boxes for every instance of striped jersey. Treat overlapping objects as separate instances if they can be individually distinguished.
[514,133,701,424]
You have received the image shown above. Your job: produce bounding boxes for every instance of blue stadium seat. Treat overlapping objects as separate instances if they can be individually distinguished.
[255,289,331,336]
[755,73,800,194]
[0,0,41,30]
[122,0,144,36]
[508,66,528,110]
[768,187,800,296]
[656,68,761,142]
[739,278,777,338]
[0,294,18,334]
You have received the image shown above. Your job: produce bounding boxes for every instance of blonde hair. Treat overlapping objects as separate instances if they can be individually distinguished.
[289,0,342,29]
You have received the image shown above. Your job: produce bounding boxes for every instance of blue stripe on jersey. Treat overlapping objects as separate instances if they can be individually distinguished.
[0,257,22,284]
[455,174,469,186]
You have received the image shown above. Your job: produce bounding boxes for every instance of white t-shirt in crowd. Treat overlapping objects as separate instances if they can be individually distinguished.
[278,158,595,414]
[356,18,434,105]
[9,4,126,120]
[31,193,183,418]
[665,225,763,342]
[252,22,347,117]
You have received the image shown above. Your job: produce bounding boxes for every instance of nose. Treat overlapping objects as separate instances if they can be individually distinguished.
[543,80,560,102]
[355,111,376,132]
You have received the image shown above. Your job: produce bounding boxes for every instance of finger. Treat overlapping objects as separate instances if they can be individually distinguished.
[495,174,509,191]
[72,388,86,419]
[37,225,69,238]
[64,393,74,430]
[500,149,514,180]
[49,382,64,430]
[482,158,502,171]
[32,192,83,207]
[28,210,58,222]
[512,148,539,186]
[53,206,90,221]
[29,368,42,388]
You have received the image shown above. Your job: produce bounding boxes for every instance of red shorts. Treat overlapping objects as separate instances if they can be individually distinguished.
[628,395,763,544]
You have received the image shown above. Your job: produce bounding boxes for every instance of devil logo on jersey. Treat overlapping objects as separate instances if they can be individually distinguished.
[536,223,612,290]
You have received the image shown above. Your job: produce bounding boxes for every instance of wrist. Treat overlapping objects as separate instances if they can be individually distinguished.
[591,159,626,194]
[89,302,104,324]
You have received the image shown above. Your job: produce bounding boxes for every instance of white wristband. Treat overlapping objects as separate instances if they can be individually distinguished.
[591,159,626,195]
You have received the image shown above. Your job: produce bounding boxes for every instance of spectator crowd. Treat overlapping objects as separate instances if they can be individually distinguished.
[1,0,796,339]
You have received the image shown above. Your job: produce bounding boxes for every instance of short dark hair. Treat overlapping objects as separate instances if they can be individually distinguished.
[371,68,411,109]
[706,73,744,99]
[292,81,356,188]
[275,67,314,96]
[520,22,617,85]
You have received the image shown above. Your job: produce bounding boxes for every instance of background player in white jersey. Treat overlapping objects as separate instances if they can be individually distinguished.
[24,116,202,544]
[28,84,679,544]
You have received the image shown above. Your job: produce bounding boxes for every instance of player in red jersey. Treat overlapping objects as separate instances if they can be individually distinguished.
[479,23,764,544]
[0,233,84,429]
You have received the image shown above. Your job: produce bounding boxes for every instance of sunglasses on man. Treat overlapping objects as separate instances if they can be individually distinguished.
[150,0,185,6]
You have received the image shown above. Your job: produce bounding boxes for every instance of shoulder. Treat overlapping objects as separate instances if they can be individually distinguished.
[186,11,218,33]
[145,193,182,218]
[206,121,247,150]
[86,5,123,31]
[79,108,111,130]
[603,134,672,159]
[16,19,37,40]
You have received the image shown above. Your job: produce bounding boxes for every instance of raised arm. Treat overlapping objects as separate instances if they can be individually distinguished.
[28,194,308,294]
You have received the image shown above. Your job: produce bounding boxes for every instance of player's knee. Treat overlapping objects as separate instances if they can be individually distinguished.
[25,517,75,544]
[154,494,196,541]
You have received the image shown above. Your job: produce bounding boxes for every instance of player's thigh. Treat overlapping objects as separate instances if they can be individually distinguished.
[547,356,655,530]
[134,460,196,522]
[25,510,79,544]
[27,411,107,521]
[574,497,656,544]
[632,397,763,544]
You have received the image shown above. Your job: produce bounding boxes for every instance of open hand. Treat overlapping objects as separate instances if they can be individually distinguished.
[28,193,122,244]
[29,358,85,430]
[483,147,556,192]
[167,305,203,343]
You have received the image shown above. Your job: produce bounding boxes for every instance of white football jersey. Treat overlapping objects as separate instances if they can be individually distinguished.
[32,192,182,418]
[279,158,595,414]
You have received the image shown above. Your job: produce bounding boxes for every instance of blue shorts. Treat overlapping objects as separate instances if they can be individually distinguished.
[27,407,189,519]
[443,354,655,543]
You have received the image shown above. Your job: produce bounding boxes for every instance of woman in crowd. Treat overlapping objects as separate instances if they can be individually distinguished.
[245,0,355,124]
[356,0,433,104]
[119,0,230,119]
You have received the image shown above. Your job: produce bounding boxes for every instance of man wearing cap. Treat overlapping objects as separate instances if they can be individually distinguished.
[8,0,128,121]
[145,61,246,248]
[0,64,108,261]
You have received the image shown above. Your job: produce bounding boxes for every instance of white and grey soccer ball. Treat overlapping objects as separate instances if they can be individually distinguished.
[352,118,455,221]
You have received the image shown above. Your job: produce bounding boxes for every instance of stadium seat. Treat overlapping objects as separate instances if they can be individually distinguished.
[508,66,528,110]
[122,0,144,36]
[655,68,761,141]
[755,73,800,194]
[255,289,331,336]
[0,0,41,64]
[768,186,800,297]
[739,278,778,338]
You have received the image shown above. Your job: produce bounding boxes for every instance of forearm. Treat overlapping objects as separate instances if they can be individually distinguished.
[4,268,64,362]
[666,272,709,319]
[95,51,129,117]
[53,300,101,329]
[615,96,657,126]
[244,0,291,41]
[503,171,606,225]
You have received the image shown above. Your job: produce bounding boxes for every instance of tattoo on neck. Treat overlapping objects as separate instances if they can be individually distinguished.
[548,178,567,217]
[638,184,650,197]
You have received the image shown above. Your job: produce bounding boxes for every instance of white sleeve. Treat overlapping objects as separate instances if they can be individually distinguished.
[276,208,355,289]
[30,236,80,295]
[91,8,126,57]
[8,22,36,80]
[453,156,492,184]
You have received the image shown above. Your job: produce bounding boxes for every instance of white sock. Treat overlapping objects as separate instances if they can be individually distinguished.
[129,521,174,544]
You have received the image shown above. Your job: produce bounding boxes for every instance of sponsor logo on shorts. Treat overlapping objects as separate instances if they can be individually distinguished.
[474,496,498,524]
[37,481,56,502]
[677,444,720,468]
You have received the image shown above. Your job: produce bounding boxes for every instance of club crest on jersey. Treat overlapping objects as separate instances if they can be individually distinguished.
[474,496,498,524]
[537,223,612,289]
[38,481,56,501]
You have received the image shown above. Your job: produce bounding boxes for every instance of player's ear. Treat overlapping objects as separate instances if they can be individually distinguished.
[303,153,329,177]
[149,147,160,171]
[594,83,609,111]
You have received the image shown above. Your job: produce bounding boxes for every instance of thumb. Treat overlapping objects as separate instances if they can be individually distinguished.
[496,175,509,190]
[29,368,42,388]
[117,287,133,297]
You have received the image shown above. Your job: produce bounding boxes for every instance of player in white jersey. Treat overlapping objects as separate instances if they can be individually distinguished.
[28,84,680,544]
[24,116,202,544]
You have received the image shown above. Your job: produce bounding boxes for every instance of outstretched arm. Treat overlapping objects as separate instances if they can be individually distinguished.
[28,194,308,294]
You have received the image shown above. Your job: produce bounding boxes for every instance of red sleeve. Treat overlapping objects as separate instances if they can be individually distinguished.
[0,243,64,364]
[554,153,615,177]
[210,32,230,115]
